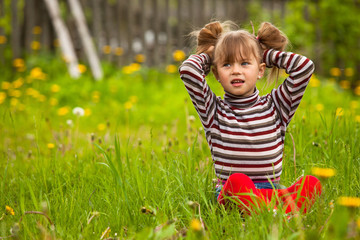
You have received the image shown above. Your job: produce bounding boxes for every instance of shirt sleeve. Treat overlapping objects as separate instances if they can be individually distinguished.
[264,49,315,127]
[178,53,217,129]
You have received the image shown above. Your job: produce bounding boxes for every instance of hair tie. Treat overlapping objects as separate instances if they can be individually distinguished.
[256,36,259,40]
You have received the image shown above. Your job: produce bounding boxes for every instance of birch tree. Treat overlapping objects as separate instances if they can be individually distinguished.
[43,0,80,78]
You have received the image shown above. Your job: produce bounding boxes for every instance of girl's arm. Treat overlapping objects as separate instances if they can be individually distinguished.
[179,53,217,129]
[264,49,315,127]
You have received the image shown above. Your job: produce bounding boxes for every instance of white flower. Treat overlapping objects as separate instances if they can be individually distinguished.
[188,115,196,122]
[72,107,85,117]
[66,119,74,127]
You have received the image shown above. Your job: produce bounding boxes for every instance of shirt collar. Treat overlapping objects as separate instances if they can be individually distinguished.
[223,88,260,109]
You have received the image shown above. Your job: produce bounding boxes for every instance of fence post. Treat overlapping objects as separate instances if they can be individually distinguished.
[25,0,35,53]
[0,0,4,65]
[43,0,80,79]
[11,0,21,60]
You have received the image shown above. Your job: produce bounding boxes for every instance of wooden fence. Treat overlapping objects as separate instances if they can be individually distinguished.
[0,0,287,77]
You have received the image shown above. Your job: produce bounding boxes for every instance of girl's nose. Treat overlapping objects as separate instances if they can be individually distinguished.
[232,64,242,74]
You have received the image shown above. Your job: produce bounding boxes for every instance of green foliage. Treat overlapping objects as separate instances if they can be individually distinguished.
[0,54,360,239]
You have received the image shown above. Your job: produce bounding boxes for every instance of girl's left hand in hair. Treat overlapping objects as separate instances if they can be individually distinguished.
[204,46,214,61]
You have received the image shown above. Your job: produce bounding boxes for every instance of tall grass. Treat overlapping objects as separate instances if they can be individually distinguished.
[0,58,359,239]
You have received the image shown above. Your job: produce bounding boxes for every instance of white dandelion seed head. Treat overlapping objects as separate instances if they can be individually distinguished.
[72,107,85,117]
[66,119,74,127]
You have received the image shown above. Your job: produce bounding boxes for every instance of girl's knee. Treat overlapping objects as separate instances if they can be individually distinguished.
[298,175,322,196]
[227,173,252,183]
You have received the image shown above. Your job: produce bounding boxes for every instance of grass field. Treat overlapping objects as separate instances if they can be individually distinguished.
[1,55,360,239]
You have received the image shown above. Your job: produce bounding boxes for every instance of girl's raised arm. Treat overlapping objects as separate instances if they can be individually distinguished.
[265,49,315,127]
[179,53,217,130]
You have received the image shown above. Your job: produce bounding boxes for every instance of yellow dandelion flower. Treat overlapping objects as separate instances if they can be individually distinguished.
[13,78,24,89]
[92,91,100,103]
[309,75,320,87]
[122,63,141,74]
[47,143,55,149]
[350,101,358,110]
[190,218,202,232]
[12,58,24,68]
[78,64,87,73]
[57,106,70,116]
[130,63,141,71]
[101,227,111,238]
[9,90,22,98]
[10,98,19,107]
[129,95,138,104]
[339,80,351,89]
[354,86,360,96]
[355,115,360,123]
[26,88,39,97]
[0,92,6,104]
[344,68,354,77]
[315,104,324,112]
[337,196,360,208]
[30,67,47,80]
[1,81,11,90]
[330,67,341,77]
[102,45,111,54]
[51,84,61,93]
[32,26,42,35]
[114,47,124,56]
[335,107,344,117]
[166,64,177,73]
[124,101,133,110]
[173,50,186,62]
[84,108,92,116]
[31,41,41,50]
[5,206,15,216]
[97,123,106,131]
[37,94,47,102]
[0,35,7,44]
[135,54,145,63]
[17,103,25,111]
[49,98,58,106]
[311,167,336,178]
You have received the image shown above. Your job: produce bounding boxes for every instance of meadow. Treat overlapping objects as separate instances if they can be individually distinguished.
[1,53,360,239]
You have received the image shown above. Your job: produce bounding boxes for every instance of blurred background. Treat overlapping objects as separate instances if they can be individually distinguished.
[0,0,360,85]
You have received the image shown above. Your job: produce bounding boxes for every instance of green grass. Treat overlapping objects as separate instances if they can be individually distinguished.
[0,56,360,239]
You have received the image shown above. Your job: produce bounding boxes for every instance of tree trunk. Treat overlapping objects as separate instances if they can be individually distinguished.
[43,0,80,78]
[68,0,103,80]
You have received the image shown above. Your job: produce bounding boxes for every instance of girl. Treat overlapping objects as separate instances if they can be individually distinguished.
[179,21,321,215]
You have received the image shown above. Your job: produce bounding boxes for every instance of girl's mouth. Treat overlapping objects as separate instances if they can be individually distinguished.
[231,79,245,87]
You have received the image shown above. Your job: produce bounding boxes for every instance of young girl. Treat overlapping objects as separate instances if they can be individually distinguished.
[179,21,322,215]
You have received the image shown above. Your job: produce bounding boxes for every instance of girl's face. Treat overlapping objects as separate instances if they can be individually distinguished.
[214,54,265,97]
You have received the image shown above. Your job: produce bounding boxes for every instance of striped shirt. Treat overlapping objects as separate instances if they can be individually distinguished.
[179,49,315,183]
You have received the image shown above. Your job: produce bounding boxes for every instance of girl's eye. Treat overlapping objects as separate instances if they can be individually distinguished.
[241,62,249,66]
[223,63,231,67]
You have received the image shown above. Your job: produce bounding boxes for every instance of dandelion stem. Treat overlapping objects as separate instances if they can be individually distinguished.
[18,211,54,228]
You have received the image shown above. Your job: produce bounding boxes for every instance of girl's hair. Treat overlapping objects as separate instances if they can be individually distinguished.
[192,21,289,86]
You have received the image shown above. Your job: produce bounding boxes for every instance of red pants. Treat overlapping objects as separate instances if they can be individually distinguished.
[217,173,322,214]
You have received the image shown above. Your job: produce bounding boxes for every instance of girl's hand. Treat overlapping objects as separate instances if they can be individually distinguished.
[204,46,214,61]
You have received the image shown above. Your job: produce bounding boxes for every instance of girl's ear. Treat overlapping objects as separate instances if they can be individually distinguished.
[258,63,266,78]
